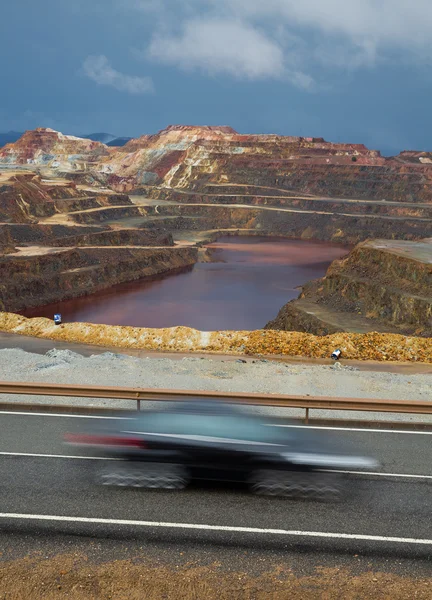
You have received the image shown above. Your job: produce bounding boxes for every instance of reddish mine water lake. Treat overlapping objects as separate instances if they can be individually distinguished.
[23,237,350,331]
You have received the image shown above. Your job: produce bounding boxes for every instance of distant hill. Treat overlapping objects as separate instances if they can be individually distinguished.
[82,132,118,144]
[107,136,133,147]
[0,131,132,149]
[0,131,23,147]
[82,133,132,146]
[0,127,110,165]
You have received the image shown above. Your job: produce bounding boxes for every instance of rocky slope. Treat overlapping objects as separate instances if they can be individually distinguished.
[0,172,194,312]
[267,239,432,337]
[3,125,432,204]
[0,128,110,170]
[96,125,432,206]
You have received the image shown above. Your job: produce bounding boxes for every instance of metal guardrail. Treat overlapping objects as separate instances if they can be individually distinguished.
[0,381,431,423]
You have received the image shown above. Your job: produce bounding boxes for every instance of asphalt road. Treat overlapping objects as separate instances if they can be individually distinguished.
[0,410,431,571]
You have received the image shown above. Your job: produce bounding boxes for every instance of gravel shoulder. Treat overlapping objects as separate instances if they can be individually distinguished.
[0,348,430,423]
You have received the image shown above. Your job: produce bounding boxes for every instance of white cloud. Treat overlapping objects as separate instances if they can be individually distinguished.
[125,0,432,86]
[143,0,432,80]
[220,0,432,66]
[83,55,154,94]
[148,18,287,81]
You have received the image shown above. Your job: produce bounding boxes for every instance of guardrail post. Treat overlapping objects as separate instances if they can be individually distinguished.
[136,393,141,412]
[305,408,309,424]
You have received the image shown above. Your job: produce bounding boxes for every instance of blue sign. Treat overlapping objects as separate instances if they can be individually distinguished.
[54,314,62,324]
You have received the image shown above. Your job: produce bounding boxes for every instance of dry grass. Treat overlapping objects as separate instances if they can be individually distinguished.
[0,554,430,600]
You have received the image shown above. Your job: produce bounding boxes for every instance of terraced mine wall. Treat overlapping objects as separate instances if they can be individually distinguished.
[0,246,197,312]
[166,159,432,203]
[147,189,432,219]
[52,193,131,213]
[0,173,134,224]
[69,205,148,224]
[146,204,432,244]
[267,239,432,337]
[0,223,172,249]
[0,174,108,223]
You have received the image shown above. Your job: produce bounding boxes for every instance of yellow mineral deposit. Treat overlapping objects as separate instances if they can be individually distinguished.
[0,312,430,363]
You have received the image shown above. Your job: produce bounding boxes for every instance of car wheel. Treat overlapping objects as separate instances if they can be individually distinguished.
[249,469,344,501]
[98,462,189,490]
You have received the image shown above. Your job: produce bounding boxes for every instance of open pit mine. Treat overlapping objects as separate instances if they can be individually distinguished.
[0,125,430,362]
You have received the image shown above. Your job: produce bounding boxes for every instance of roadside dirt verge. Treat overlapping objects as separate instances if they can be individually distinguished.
[0,554,431,599]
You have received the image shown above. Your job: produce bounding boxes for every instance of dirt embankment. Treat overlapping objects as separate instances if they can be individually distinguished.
[0,247,197,312]
[0,312,431,362]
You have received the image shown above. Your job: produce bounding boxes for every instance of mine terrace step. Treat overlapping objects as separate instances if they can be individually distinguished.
[158,187,432,207]
[328,272,432,303]
[66,205,139,215]
[60,265,98,275]
[161,202,432,222]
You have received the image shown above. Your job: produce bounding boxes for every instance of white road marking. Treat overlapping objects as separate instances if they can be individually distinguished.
[0,512,430,545]
[324,469,432,480]
[0,451,429,480]
[125,431,282,446]
[0,411,131,420]
[0,451,121,460]
[269,424,432,435]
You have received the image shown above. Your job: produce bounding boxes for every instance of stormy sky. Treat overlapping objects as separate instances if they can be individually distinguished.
[1,0,431,155]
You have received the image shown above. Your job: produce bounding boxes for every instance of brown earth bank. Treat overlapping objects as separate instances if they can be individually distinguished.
[0,313,431,362]
[0,247,197,312]
[0,553,430,600]
[267,239,432,338]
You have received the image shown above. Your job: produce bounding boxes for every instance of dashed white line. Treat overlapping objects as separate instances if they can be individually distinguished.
[269,424,432,435]
[0,451,120,460]
[0,513,430,545]
[0,411,131,420]
[324,469,432,480]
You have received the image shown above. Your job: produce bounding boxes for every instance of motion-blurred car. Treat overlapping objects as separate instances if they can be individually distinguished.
[65,400,378,500]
